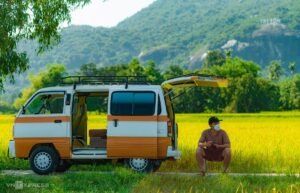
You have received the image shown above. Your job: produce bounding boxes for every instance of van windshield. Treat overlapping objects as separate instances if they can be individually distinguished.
[24,93,64,114]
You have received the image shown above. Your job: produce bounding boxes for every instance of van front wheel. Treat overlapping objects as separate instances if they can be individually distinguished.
[29,146,59,175]
[125,158,153,172]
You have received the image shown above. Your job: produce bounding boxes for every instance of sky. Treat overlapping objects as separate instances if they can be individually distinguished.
[70,0,155,27]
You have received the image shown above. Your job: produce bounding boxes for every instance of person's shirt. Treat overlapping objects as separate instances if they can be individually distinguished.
[199,128,230,146]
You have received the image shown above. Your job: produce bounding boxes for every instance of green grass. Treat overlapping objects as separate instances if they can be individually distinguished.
[133,175,300,193]
[0,168,144,193]
[0,171,299,193]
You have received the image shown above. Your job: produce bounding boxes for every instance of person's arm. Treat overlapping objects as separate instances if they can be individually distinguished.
[198,132,205,148]
[198,131,212,148]
[215,131,231,149]
[199,142,208,148]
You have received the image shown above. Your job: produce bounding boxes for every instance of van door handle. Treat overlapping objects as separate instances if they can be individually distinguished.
[114,119,118,127]
[54,120,62,123]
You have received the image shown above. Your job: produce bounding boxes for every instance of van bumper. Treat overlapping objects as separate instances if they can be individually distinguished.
[8,140,16,158]
[167,146,180,159]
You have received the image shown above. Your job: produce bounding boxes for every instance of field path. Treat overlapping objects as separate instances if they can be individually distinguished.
[1,170,300,177]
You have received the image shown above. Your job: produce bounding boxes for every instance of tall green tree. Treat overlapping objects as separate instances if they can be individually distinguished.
[267,61,283,81]
[205,57,280,112]
[79,59,163,84]
[79,63,97,76]
[230,74,260,112]
[279,74,300,110]
[143,61,164,84]
[256,78,280,111]
[124,58,144,76]
[0,0,91,90]
[202,50,226,69]
[211,57,261,78]
[14,64,67,109]
[288,62,296,75]
[163,65,184,80]
[0,100,16,113]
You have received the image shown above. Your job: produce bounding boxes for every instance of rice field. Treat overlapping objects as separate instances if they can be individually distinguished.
[1,112,300,192]
[1,112,300,173]
[163,112,300,173]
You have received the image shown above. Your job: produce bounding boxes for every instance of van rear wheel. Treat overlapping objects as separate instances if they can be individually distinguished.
[125,158,153,172]
[29,146,59,175]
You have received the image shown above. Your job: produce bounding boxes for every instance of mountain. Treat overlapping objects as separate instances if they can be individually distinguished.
[18,0,300,72]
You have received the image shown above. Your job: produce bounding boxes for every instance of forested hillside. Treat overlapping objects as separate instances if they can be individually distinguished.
[2,0,300,106]
[19,0,300,72]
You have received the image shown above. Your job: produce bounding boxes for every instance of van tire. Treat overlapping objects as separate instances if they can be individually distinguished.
[29,146,59,175]
[125,158,154,173]
[55,160,72,172]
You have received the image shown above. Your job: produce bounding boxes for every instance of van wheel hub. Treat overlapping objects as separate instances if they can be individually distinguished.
[129,158,148,171]
[34,152,52,170]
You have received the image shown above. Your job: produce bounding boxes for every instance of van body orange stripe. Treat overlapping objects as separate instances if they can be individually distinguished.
[107,115,169,122]
[15,116,71,123]
[14,137,71,158]
[107,136,171,158]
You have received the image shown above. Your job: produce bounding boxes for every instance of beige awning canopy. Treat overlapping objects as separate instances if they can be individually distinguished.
[161,75,228,90]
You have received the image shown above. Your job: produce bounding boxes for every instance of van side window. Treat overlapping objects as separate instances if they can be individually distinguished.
[25,93,65,115]
[111,92,155,116]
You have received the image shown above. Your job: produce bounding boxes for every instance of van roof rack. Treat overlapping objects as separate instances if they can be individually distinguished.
[60,76,150,89]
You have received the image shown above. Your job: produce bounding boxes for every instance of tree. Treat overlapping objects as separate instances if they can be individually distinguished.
[210,57,261,78]
[205,57,278,112]
[267,60,283,81]
[143,61,164,84]
[230,74,261,112]
[279,74,300,110]
[79,63,97,76]
[0,0,91,90]
[202,50,226,69]
[288,62,296,75]
[78,59,164,85]
[14,64,67,109]
[163,65,183,80]
[124,58,144,76]
[0,100,16,113]
[256,78,280,111]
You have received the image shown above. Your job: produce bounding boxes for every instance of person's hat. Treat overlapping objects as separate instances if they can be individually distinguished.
[208,116,223,124]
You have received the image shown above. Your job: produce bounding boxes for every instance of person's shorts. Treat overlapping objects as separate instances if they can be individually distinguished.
[203,147,225,161]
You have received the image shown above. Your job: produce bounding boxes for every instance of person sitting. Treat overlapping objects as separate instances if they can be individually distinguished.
[195,116,231,176]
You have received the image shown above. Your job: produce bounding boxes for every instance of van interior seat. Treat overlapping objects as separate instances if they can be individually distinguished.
[89,129,107,148]
[89,129,107,138]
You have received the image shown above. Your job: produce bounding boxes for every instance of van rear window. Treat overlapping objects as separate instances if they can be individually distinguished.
[111,92,155,116]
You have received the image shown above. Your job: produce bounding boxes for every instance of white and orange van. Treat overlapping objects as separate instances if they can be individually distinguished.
[8,75,227,175]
